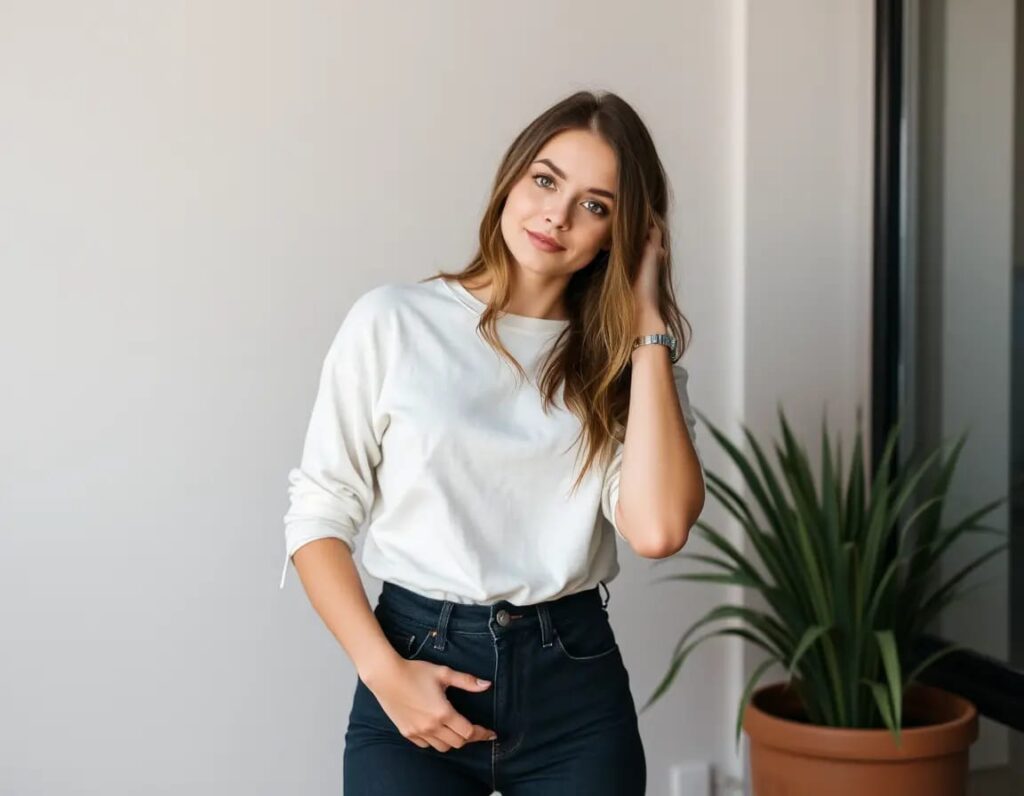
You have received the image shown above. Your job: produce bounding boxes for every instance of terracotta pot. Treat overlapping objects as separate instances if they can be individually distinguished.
[743,681,978,796]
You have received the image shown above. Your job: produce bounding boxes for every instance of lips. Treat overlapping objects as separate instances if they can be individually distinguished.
[526,229,565,252]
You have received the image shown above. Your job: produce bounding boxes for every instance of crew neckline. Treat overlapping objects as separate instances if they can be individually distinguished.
[440,277,571,334]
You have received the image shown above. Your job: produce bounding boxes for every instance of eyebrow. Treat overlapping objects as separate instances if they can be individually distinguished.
[532,159,616,201]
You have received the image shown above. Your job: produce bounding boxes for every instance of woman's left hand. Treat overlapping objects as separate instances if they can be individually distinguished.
[632,219,667,316]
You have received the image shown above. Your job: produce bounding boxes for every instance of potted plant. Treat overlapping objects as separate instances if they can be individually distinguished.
[639,406,1008,796]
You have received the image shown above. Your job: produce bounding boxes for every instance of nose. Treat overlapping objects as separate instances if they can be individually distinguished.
[544,198,571,229]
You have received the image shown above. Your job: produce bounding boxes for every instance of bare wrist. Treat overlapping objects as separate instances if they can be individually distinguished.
[356,641,405,688]
[634,309,667,337]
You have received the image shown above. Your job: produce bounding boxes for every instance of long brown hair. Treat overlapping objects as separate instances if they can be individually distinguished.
[421,89,691,494]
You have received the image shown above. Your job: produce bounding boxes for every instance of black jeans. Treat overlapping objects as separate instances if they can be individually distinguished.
[343,580,646,795]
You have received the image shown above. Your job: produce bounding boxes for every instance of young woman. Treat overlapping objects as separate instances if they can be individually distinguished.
[280,90,705,795]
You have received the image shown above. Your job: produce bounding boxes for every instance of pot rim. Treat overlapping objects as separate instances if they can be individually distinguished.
[743,681,978,761]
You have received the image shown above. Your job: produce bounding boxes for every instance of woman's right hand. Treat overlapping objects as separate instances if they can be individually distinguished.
[365,658,499,752]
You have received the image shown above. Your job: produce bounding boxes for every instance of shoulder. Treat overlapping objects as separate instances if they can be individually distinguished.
[344,282,405,321]
[333,282,416,340]
[345,279,441,321]
[323,284,403,358]
[330,280,445,356]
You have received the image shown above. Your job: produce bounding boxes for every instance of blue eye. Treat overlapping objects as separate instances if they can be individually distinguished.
[531,173,608,217]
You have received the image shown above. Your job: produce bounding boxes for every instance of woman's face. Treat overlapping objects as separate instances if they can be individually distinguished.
[500,128,617,280]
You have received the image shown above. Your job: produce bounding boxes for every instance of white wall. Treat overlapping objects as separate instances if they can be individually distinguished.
[739,0,876,719]
[0,2,875,794]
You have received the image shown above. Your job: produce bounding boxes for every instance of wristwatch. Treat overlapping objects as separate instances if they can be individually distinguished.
[632,333,680,363]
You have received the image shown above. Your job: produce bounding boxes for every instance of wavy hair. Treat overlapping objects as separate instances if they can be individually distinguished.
[421,89,691,494]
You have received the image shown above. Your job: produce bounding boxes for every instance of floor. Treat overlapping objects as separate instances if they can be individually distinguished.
[967,729,1024,796]
[967,765,1020,796]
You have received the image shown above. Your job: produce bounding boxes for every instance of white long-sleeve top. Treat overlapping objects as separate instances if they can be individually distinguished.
[279,275,702,605]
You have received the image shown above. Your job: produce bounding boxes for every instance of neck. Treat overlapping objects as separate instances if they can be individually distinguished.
[461,273,570,321]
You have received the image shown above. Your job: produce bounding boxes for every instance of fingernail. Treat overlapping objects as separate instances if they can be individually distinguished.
[476,678,491,685]
[489,734,498,740]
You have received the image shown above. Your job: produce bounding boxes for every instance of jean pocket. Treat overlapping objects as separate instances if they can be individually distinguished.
[552,612,620,662]
[379,617,434,661]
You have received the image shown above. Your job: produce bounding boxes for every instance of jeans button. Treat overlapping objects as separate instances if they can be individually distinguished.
[496,609,510,627]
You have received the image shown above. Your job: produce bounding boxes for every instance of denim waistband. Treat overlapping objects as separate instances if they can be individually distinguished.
[377,580,612,637]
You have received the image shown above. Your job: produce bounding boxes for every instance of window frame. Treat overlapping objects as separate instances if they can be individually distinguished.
[872,0,1024,731]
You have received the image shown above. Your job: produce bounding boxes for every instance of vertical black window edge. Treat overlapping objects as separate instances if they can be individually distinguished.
[872,0,902,463]
[873,0,1024,730]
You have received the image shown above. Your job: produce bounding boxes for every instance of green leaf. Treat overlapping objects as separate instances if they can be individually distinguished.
[692,410,788,542]
[776,408,828,566]
[862,678,901,746]
[905,642,964,687]
[910,433,969,554]
[916,542,1010,629]
[735,658,777,750]
[791,512,833,622]
[874,631,903,729]
[687,521,770,589]
[651,571,764,588]
[788,625,832,678]
[640,626,782,714]
[684,480,804,605]
[912,497,1008,573]
[673,552,743,572]
[679,406,999,736]
[893,495,945,559]
[820,410,842,565]
[657,604,786,689]
[843,408,867,543]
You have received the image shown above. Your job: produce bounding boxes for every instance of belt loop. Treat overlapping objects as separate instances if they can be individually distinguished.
[433,600,454,650]
[536,603,553,648]
[599,580,610,610]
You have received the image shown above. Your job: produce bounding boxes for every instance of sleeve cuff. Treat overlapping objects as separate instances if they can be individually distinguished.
[608,483,629,542]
